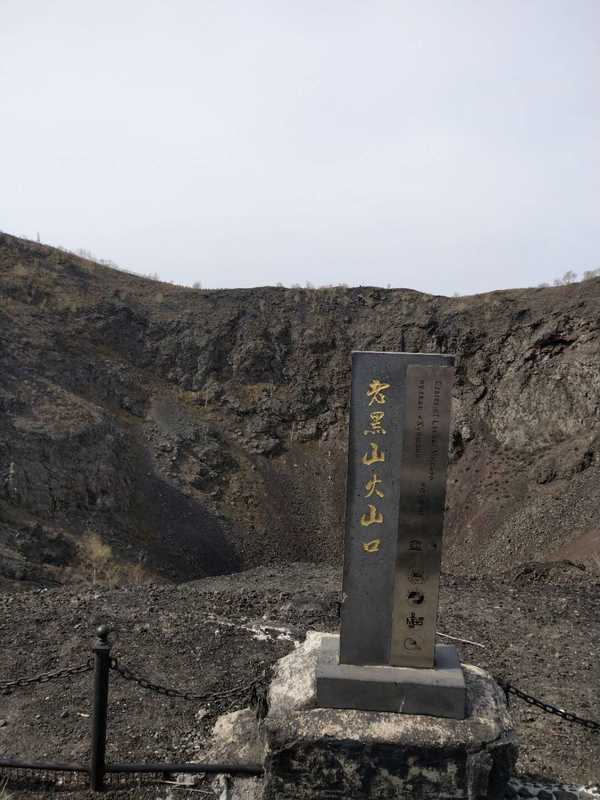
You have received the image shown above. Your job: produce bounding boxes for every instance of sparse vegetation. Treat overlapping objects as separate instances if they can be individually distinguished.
[77,531,150,587]
[539,268,600,288]
[46,241,165,282]
[78,530,113,585]
[287,282,349,290]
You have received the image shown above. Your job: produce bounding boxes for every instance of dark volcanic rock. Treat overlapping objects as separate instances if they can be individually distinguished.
[0,563,598,798]
[1,232,600,587]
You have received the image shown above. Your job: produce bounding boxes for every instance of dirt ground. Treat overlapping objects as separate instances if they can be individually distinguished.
[1,560,599,798]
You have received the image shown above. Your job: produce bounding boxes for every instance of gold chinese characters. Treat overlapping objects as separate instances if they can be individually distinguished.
[367,379,390,406]
[360,504,383,527]
[364,410,386,436]
[365,473,384,499]
[360,378,390,551]
[362,442,385,466]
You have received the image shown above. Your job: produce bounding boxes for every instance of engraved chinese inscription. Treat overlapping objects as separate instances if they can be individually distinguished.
[339,351,454,668]
[359,378,388,546]
[390,364,454,667]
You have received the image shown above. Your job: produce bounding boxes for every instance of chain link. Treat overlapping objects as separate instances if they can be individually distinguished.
[110,662,600,733]
[499,680,600,733]
[3,651,598,738]
[109,657,265,705]
[0,660,93,693]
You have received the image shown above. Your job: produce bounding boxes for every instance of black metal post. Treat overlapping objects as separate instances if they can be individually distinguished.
[90,625,111,792]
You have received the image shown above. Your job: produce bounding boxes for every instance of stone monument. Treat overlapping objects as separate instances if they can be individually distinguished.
[201,351,518,800]
[257,351,516,799]
[316,350,465,718]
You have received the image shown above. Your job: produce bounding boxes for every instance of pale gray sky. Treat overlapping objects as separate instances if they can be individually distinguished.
[1,1,598,294]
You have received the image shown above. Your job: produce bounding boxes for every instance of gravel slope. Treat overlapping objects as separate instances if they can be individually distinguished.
[1,561,598,797]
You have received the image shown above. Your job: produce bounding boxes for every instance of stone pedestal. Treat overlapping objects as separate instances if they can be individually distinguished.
[317,635,466,718]
[263,632,517,800]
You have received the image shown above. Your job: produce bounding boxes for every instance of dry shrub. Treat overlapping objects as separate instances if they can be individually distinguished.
[78,531,113,585]
[78,531,151,587]
[122,561,148,586]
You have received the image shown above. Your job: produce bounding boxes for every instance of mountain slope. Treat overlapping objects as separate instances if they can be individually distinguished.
[1,232,599,588]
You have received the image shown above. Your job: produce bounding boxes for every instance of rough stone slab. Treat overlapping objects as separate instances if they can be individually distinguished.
[209,707,265,765]
[316,635,466,718]
[196,707,264,800]
[264,631,517,800]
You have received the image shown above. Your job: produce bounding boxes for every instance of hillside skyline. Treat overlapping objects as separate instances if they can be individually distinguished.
[3,229,598,295]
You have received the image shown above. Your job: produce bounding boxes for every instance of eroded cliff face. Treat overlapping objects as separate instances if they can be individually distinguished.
[1,232,599,588]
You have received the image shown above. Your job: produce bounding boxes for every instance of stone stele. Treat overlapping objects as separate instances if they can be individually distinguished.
[263,631,517,800]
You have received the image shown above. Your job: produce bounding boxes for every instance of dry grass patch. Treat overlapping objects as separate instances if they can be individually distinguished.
[77,530,152,587]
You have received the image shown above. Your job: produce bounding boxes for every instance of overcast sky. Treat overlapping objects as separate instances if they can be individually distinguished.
[1,1,598,295]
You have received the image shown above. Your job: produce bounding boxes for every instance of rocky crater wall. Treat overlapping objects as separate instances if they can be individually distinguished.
[1,233,599,588]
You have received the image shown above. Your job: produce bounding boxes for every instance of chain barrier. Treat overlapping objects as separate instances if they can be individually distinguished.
[109,657,600,734]
[109,656,267,707]
[498,680,600,733]
[0,660,93,694]
[2,650,598,738]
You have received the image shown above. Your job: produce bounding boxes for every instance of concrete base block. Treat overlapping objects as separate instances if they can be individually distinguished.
[316,635,466,718]
[264,631,517,800]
